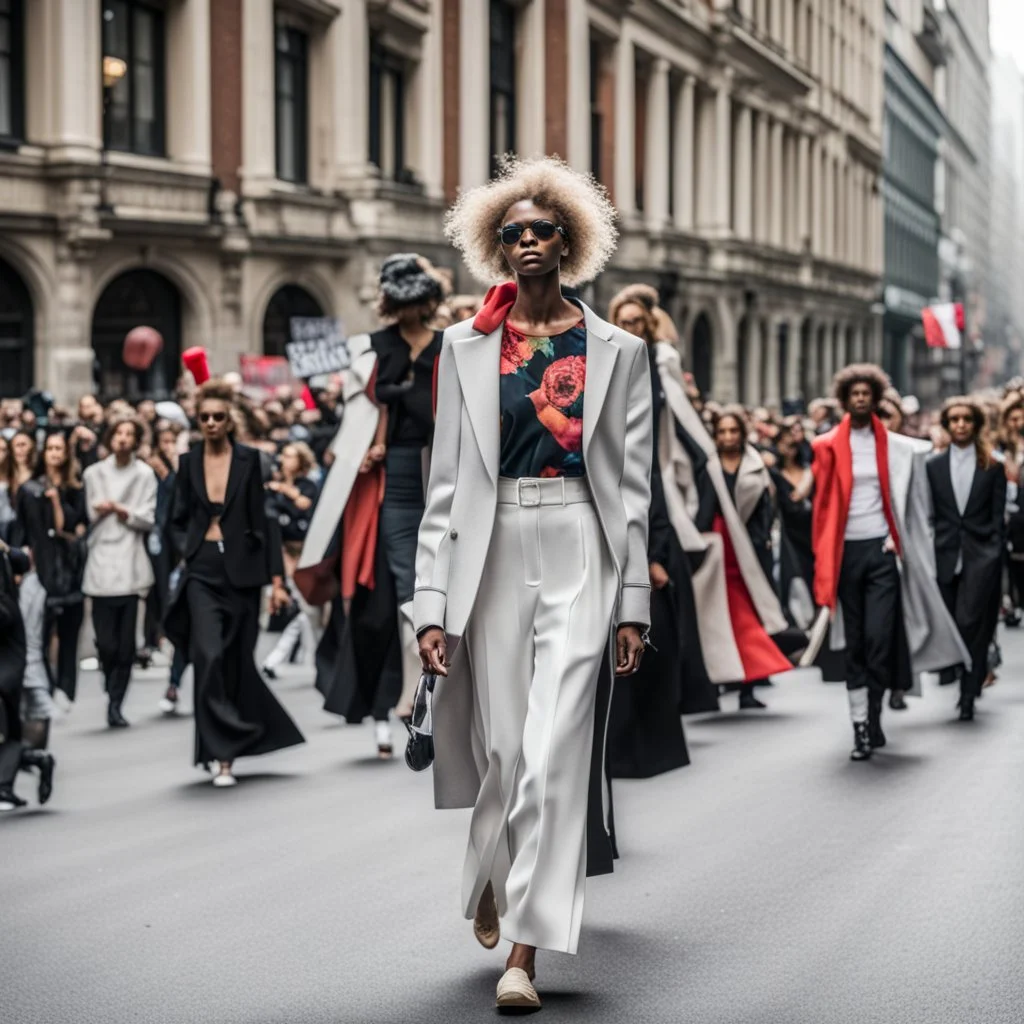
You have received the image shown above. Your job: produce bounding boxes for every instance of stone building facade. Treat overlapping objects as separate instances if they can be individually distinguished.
[0,0,883,408]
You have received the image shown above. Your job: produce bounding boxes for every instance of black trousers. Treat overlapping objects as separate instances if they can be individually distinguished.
[47,603,84,701]
[837,539,900,694]
[939,572,999,700]
[92,595,138,709]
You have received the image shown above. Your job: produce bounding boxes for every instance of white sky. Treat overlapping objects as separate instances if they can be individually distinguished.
[990,0,1024,73]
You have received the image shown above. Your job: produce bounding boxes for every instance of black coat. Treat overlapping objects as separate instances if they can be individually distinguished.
[169,442,284,589]
[926,450,1006,586]
[0,548,29,744]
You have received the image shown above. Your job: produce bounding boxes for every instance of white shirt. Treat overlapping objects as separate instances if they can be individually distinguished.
[949,443,976,575]
[845,426,890,541]
[949,443,975,517]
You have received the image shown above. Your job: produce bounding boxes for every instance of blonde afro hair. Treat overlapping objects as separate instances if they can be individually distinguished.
[443,155,618,286]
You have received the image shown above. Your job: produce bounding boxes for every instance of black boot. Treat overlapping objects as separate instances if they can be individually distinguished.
[0,788,27,811]
[888,690,908,711]
[107,704,129,728]
[739,686,767,710]
[19,749,55,805]
[850,722,872,761]
[868,695,886,748]
[958,696,975,722]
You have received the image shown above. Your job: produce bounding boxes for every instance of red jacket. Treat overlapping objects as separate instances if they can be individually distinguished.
[811,415,902,610]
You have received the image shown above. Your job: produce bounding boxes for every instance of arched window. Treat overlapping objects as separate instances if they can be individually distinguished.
[0,256,33,397]
[91,269,181,400]
[692,313,713,397]
[262,284,324,358]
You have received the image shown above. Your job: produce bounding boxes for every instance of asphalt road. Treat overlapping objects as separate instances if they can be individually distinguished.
[3,630,1023,1024]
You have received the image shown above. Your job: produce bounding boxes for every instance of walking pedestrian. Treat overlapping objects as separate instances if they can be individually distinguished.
[926,397,1006,721]
[416,156,652,1011]
[812,365,967,760]
[81,416,157,728]
[165,379,303,787]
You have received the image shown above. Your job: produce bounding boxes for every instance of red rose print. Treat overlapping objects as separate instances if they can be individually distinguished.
[500,328,531,374]
[541,356,586,411]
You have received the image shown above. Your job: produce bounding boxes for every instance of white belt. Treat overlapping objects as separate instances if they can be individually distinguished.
[497,476,592,507]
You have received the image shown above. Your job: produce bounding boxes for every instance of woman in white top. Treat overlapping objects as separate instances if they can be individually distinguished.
[82,416,157,728]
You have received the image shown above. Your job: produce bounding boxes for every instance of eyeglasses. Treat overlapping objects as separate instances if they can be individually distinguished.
[199,411,227,424]
[498,220,567,246]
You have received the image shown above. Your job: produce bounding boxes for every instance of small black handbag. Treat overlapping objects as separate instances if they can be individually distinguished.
[403,672,436,772]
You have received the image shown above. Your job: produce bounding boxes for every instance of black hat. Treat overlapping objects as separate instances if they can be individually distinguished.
[378,254,445,308]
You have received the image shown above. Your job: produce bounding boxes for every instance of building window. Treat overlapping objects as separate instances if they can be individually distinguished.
[489,0,516,177]
[0,0,24,145]
[275,23,308,184]
[369,41,407,182]
[102,0,165,156]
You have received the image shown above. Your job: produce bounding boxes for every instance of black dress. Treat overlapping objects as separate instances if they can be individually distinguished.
[607,347,692,777]
[166,442,304,766]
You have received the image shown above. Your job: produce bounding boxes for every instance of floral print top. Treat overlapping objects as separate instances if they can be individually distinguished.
[499,314,587,479]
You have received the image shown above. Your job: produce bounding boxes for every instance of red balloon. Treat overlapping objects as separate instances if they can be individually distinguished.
[123,325,164,371]
[181,346,211,385]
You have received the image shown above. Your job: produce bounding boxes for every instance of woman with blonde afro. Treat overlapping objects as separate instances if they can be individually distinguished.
[414,157,653,1011]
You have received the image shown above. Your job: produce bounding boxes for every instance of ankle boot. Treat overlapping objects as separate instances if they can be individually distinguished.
[958,696,975,721]
[850,722,872,761]
[19,749,55,804]
[868,696,886,748]
[739,686,767,709]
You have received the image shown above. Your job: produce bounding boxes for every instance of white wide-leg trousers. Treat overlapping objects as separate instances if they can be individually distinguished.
[461,476,617,955]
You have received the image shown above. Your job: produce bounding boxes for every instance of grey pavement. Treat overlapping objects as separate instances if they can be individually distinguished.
[3,630,1024,1024]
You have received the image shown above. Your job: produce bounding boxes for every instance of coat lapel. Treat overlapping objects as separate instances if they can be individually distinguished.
[582,304,619,463]
[452,325,500,483]
[934,449,955,512]
[222,441,245,512]
[734,445,769,525]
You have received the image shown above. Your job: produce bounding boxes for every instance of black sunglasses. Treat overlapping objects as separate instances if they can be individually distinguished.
[199,411,227,424]
[498,220,567,246]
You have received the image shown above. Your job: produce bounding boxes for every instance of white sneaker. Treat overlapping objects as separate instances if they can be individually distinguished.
[0,799,18,812]
[52,690,73,714]
[80,656,99,672]
[212,772,237,788]
[375,720,393,759]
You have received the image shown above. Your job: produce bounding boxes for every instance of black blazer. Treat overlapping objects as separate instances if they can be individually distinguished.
[926,448,1006,585]
[170,442,283,589]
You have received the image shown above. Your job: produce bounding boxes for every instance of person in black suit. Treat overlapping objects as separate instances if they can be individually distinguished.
[165,380,303,787]
[926,397,1007,721]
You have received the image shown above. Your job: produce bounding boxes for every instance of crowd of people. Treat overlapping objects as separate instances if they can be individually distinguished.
[0,155,1018,1013]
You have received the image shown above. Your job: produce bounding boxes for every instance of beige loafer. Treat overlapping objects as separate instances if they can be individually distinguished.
[473,883,500,950]
[496,968,541,1012]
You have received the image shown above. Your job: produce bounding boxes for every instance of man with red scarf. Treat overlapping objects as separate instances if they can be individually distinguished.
[812,365,967,761]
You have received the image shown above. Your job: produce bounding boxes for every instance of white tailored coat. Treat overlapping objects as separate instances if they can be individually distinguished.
[413,301,653,811]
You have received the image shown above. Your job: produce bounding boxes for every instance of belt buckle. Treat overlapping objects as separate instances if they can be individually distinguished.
[517,479,542,507]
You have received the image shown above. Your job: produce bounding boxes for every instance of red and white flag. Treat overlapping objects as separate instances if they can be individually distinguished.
[922,302,965,350]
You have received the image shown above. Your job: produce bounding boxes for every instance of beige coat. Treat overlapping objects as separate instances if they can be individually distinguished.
[655,342,787,683]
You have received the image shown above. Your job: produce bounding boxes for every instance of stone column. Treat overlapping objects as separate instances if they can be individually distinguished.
[770,118,784,246]
[32,0,102,162]
[732,102,753,239]
[459,0,490,190]
[645,58,671,231]
[810,141,822,255]
[518,0,546,158]
[712,74,733,236]
[743,321,763,405]
[756,0,768,34]
[673,75,696,231]
[566,0,591,171]
[754,111,770,243]
[614,33,636,218]
[763,319,781,408]
[797,133,810,250]
[823,154,835,260]
[786,318,802,401]
[241,0,277,192]
[165,0,211,171]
